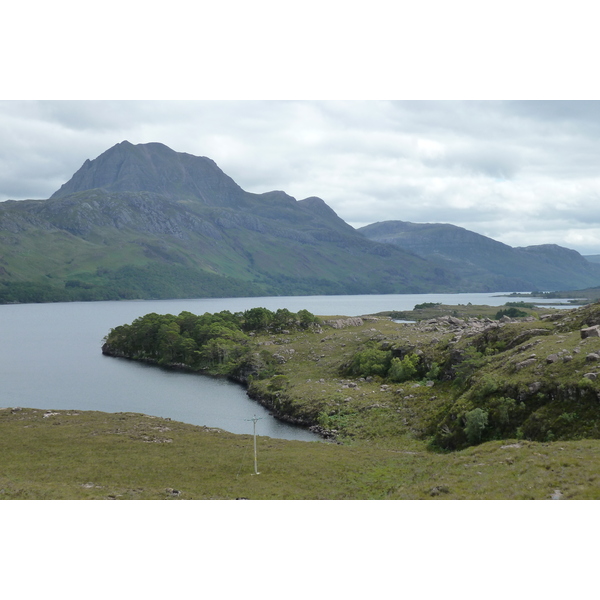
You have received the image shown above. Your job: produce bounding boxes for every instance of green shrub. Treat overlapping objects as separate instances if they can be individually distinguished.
[414,302,441,310]
[388,354,420,382]
[268,375,289,392]
[495,307,528,319]
[426,361,441,380]
[454,347,486,385]
[347,347,392,378]
[464,408,488,444]
[472,375,501,400]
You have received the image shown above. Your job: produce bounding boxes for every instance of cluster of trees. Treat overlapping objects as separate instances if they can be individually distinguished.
[103,307,320,378]
[345,344,436,383]
[494,306,529,319]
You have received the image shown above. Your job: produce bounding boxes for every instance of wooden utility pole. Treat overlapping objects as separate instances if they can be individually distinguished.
[245,414,262,475]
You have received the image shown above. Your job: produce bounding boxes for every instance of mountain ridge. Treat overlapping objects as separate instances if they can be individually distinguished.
[0,142,461,303]
[358,220,600,292]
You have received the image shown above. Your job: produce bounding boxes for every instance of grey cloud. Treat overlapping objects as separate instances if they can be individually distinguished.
[506,101,600,130]
[2,101,600,255]
[422,145,521,179]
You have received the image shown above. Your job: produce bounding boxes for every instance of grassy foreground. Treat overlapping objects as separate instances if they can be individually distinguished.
[2,407,600,499]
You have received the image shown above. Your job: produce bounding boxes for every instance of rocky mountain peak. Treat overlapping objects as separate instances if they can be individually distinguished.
[50,141,247,207]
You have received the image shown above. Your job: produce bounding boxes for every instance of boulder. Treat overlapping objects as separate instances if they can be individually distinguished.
[326,317,364,329]
[516,358,536,371]
[581,325,600,339]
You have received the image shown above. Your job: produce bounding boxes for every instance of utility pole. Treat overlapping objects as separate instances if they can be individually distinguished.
[245,414,262,475]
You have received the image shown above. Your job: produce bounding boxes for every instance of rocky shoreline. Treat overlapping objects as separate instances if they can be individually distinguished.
[102,340,333,439]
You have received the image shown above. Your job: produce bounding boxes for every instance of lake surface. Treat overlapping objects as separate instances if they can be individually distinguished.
[0,292,575,440]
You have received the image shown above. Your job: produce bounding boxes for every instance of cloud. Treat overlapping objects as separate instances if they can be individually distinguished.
[2,100,600,255]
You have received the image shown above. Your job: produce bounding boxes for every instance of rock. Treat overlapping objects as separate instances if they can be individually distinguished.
[429,485,450,496]
[583,373,597,380]
[586,353,600,362]
[516,358,536,370]
[581,325,600,339]
[546,354,560,364]
[326,317,364,329]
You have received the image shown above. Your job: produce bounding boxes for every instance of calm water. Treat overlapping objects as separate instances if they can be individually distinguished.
[0,292,574,440]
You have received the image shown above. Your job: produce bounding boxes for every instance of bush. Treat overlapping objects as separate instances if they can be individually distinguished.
[464,408,488,444]
[426,361,441,380]
[388,354,419,382]
[348,348,392,378]
[454,347,486,385]
[495,307,528,319]
[414,302,441,310]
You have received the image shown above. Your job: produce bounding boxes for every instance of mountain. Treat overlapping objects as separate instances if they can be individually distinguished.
[358,220,600,292]
[0,142,460,303]
[51,141,249,207]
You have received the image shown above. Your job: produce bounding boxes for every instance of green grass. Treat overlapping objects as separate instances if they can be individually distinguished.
[2,408,600,499]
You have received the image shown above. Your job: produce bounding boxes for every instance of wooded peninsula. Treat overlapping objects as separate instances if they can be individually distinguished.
[101,302,600,451]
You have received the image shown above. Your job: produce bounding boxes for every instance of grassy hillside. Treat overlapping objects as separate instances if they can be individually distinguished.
[0,191,458,302]
[3,407,600,499]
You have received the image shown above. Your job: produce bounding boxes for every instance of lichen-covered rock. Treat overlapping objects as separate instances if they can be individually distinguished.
[326,317,364,329]
[581,325,600,339]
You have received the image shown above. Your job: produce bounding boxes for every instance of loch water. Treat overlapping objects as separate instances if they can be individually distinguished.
[0,292,574,440]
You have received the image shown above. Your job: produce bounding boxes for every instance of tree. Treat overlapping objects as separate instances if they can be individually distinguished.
[348,348,391,378]
[297,309,319,328]
[388,354,419,382]
[273,308,296,329]
[464,408,488,444]
[243,307,274,331]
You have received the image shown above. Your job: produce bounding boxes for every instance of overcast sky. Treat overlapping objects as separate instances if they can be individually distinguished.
[2,100,600,254]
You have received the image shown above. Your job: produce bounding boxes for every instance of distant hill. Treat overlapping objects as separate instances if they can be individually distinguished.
[0,142,460,303]
[585,255,600,264]
[359,220,600,292]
